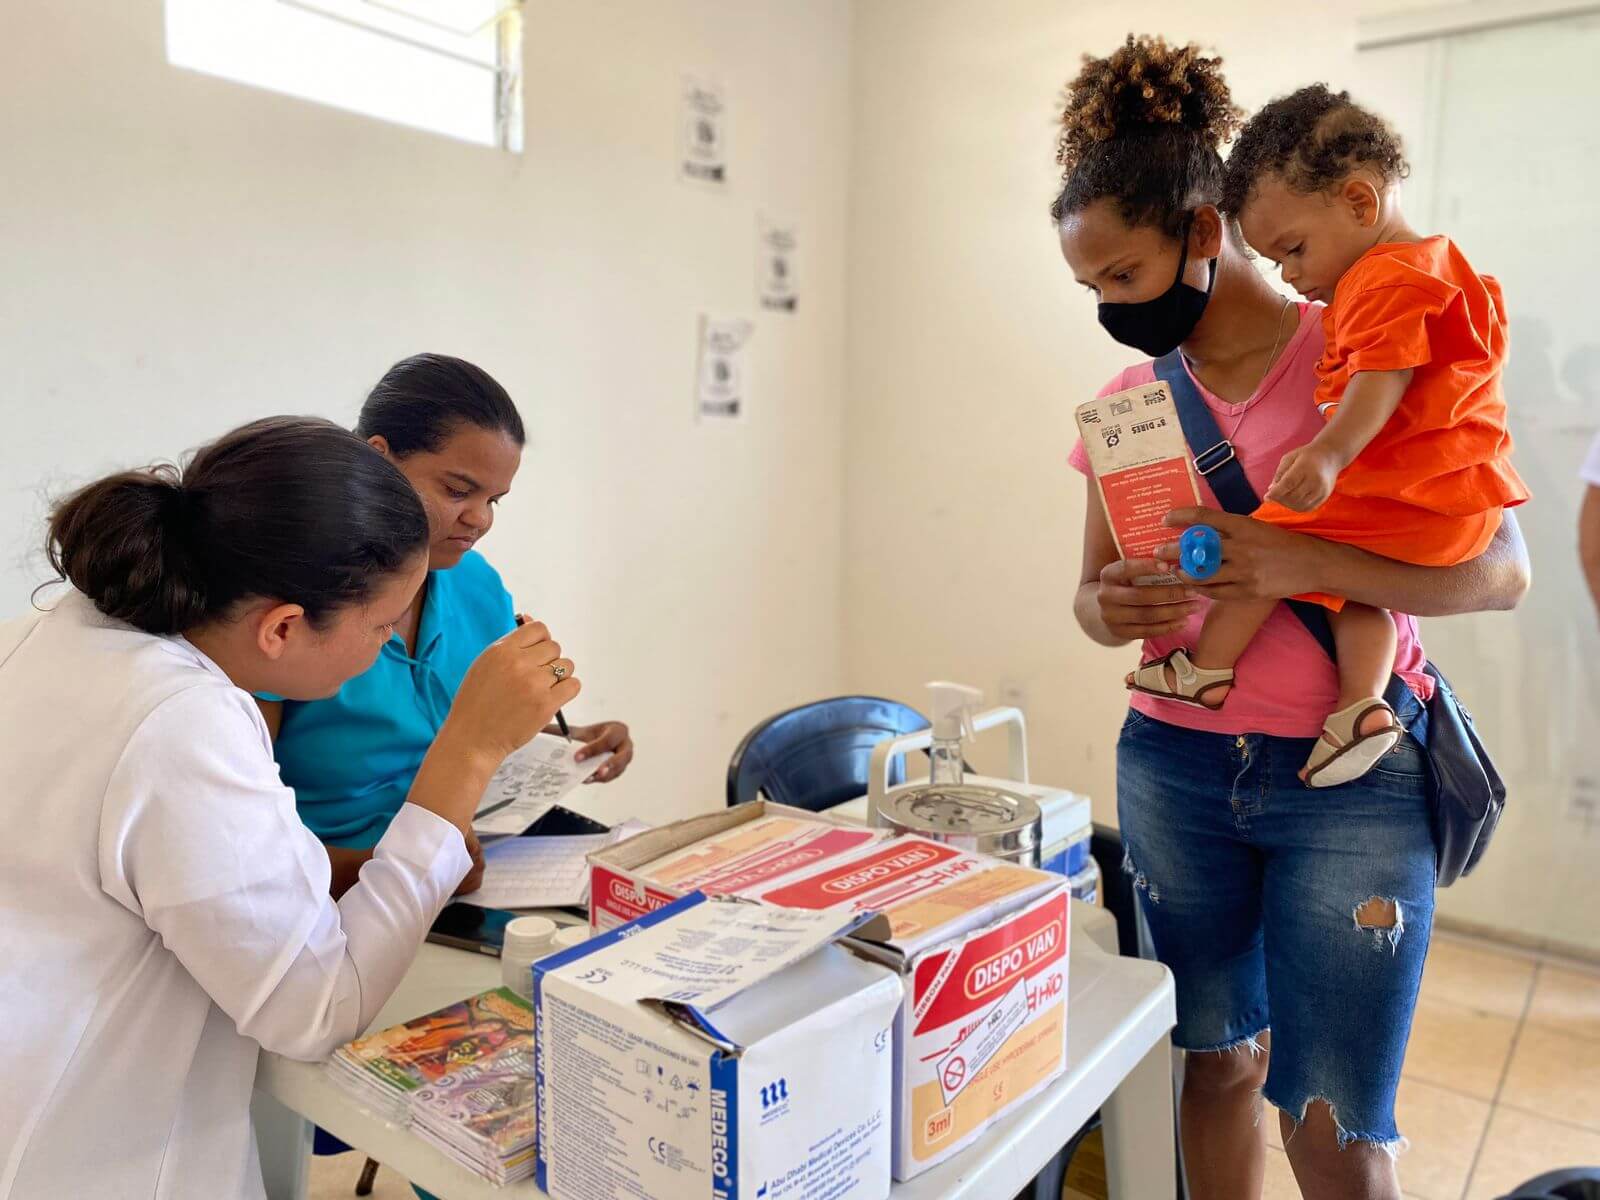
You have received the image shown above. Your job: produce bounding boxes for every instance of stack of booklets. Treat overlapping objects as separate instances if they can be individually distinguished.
[410,1042,537,1184]
[328,987,534,1127]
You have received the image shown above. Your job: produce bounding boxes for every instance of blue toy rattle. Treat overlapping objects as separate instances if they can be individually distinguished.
[1178,524,1223,580]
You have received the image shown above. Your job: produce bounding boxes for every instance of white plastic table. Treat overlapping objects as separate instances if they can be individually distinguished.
[252,900,1176,1200]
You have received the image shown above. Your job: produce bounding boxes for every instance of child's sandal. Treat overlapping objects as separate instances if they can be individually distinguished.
[1126,649,1234,711]
[1302,698,1404,789]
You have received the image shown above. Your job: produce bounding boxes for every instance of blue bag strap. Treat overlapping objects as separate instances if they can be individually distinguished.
[1151,350,1340,660]
[1154,350,1259,517]
[1150,351,1415,718]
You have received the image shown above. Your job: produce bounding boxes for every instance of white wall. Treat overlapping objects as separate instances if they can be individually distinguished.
[0,0,854,827]
[842,0,1365,816]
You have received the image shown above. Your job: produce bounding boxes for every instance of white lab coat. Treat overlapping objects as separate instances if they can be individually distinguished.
[0,592,472,1199]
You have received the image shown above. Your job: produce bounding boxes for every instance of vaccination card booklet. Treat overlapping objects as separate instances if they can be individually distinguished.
[1074,380,1200,582]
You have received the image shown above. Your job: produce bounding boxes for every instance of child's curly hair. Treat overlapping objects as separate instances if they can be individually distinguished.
[1221,84,1409,214]
[1052,34,1242,236]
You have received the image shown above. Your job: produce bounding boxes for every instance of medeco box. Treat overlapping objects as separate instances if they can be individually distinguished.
[745,837,1070,1180]
[533,892,901,1200]
[588,802,884,932]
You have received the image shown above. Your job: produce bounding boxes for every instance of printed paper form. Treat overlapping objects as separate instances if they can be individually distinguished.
[459,820,649,910]
[471,733,613,837]
[559,899,861,1008]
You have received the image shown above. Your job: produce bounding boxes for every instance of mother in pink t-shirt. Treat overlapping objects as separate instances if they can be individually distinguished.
[1054,38,1528,1200]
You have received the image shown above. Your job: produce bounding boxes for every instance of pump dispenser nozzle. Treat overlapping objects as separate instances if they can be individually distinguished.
[926,681,983,785]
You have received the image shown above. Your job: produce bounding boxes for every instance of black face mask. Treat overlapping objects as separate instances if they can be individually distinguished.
[1097,226,1217,358]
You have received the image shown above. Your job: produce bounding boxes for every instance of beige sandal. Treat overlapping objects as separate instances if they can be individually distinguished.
[1126,649,1234,711]
[1303,698,1404,788]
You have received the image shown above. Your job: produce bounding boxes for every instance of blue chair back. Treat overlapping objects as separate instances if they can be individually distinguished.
[726,696,930,811]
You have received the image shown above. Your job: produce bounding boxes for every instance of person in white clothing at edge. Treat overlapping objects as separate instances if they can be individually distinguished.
[0,416,579,1200]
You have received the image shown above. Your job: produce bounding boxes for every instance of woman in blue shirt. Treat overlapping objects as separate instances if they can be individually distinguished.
[260,354,633,896]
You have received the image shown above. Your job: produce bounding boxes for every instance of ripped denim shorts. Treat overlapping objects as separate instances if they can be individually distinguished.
[1116,705,1436,1149]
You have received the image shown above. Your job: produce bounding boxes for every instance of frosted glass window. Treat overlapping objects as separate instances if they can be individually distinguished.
[1357,10,1600,952]
[165,0,522,151]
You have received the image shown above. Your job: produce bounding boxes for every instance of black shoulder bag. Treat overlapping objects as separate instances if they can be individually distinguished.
[1153,350,1506,886]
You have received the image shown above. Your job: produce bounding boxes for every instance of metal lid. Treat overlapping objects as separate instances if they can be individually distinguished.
[874,784,1042,857]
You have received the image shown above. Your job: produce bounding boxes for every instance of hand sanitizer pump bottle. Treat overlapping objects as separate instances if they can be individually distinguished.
[927,681,982,786]
[872,682,1043,866]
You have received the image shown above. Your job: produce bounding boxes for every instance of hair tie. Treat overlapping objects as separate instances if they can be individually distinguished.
[160,484,196,534]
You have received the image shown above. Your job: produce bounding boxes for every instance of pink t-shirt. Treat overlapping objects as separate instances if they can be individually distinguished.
[1068,303,1431,739]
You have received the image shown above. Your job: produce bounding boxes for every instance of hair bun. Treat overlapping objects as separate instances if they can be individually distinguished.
[46,465,209,634]
[1058,34,1241,170]
[42,417,429,639]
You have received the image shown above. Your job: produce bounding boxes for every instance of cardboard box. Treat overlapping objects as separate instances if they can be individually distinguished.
[533,892,901,1200]
[738,837,1071,1179]
[588,802,884,932]
[591,817,1071,1181]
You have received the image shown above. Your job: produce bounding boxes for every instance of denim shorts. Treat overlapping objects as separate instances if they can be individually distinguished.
[1116,705,1436,1148]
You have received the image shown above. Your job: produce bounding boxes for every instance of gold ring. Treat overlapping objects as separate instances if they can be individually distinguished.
[551,663,569,681]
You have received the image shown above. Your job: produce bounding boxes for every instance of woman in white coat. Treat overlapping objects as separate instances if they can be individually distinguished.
[0,416,579,1200]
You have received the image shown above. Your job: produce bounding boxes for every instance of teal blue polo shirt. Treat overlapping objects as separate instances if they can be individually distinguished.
[273,550,516,849]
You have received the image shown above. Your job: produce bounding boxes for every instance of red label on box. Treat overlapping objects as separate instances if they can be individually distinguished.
[694,828,882,895]
[1099,458,1196,560]
[913,893,1068,1035]
[592,866,676,925]
[758,839,961,910]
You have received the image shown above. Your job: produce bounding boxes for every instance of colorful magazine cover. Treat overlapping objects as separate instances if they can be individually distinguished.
[412,1042,536,1160]
[338,987,533,1097]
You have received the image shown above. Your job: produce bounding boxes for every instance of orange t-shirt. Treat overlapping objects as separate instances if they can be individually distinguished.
[1253,236,1529,577]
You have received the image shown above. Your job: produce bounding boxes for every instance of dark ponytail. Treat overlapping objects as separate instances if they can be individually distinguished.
[356,353,525,457]
[46,417,430,635]
[1051,35,1243,235]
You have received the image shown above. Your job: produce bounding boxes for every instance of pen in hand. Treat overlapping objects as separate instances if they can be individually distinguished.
[516,614,572,743]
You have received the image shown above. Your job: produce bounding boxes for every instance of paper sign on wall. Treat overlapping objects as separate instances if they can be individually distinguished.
[758,216,797,312]
[695,314,754,421]
[680,75,726,185]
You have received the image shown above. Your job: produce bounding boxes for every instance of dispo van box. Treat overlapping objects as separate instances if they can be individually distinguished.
[588,802,884,932]
[749,838,1071,1181]
[592,815,1071,1182]
[533,892,901,1200]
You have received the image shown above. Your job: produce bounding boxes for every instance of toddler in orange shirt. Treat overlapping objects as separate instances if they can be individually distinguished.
[1128,84,1527,786]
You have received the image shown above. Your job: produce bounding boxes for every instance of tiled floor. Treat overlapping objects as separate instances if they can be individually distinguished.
[1069,931,1600,1200]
